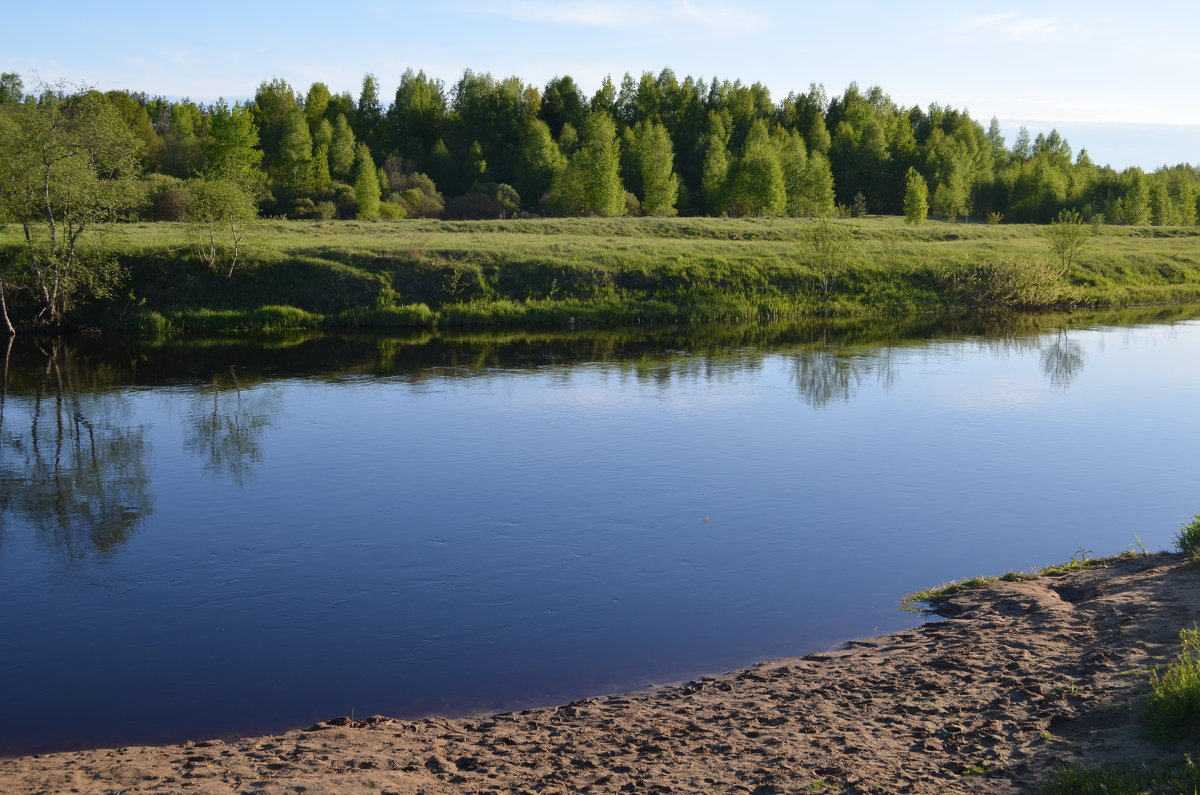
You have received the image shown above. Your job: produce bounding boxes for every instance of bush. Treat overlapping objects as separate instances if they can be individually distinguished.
[290,197,317,219]
[378,201,407,220]
[936,257,1063,310]
[393,173,445,218]
[444,193,504,220]
[127,309,172,336]
[141,174,189,221]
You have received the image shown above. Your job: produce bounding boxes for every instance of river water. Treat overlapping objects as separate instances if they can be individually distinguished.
[2,307,1199,755]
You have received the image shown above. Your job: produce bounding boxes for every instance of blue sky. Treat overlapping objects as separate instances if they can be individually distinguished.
[8,0,1198,169]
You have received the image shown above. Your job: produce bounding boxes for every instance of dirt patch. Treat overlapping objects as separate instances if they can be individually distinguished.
[3,553,1197,794]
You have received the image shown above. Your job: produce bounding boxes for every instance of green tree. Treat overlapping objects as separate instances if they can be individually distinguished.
[353,142,381,220]
[903,167,929,225]
[157,101,204,178]
[0,72,22,105]
[622,120,679,216]
[103,91,161,168]
[312,117,332,152]
[388,69,447,168]
[796,152,836,217]
[777,129,809,216]
[355,73,383,152]
[0,86,142,331]
[329,114,356,179]
[517,119,566,207]
[1045,208,1088,274]
[731,120,785,216]
[539,75,587,137]
[202,100,264,185]
[251,78,299,170]
[803,218,859,299]
[701,110,733,214]
[311,143,332,191]
[187,177,259,277]
[549,111,624,216]
[304,82,331,130]
[276,107,314,193]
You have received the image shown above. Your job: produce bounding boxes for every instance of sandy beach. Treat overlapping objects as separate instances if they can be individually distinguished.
[2,552,1196,794]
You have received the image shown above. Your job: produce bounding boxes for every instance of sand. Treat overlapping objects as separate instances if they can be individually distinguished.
[2,552,1197,794]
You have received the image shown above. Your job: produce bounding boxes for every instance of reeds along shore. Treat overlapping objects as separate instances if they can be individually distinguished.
[3,216,1200,333]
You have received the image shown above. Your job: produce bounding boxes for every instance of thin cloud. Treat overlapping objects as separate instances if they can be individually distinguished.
[479,0,767,36]
[956,11,1067,42]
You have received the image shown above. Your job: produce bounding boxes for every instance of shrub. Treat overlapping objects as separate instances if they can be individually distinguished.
[141,174,190,221]
[313,200,337,221]
[378,201,407,220]
[444,193,504,220]
[937,257,1063,310]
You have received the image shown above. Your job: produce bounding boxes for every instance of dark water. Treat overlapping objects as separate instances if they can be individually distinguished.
[3,307,1200,756]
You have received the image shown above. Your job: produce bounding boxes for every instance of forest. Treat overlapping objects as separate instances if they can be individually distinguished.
[1,68,1197,227]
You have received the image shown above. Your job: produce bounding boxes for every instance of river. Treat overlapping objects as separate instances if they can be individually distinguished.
[2,307,1199,755]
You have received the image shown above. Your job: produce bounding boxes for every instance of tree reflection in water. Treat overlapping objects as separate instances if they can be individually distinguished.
[0,339,152,559]
[182,367,280,485]
[1040,330,1086,389]
[789,333,898,409]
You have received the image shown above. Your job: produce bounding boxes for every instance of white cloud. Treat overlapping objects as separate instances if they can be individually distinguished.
[476,0,767,36]
[956,11,1068,42]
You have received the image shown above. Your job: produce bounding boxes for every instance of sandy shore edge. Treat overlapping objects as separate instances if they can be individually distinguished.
[3,552,1196,794]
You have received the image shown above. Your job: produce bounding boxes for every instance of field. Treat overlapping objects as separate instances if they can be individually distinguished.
[4,215,1200,331]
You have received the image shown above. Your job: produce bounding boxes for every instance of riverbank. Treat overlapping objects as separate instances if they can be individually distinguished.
[3,552,1196,794]
[4,216,1200,333]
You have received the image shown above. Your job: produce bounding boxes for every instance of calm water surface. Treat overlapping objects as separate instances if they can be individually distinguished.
[3,308,1200,755]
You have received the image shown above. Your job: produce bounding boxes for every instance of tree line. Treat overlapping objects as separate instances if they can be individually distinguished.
[1,67,1198,228]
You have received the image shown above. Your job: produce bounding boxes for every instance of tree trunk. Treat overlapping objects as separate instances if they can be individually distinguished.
[0,278,15,336]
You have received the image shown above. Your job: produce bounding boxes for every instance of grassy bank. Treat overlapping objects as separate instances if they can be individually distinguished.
[4,216,1200,332]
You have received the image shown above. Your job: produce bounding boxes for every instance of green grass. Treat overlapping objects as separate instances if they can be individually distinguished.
[1147,627,1200,742]
[1041,623,1200,792]
[1042,757,1200,794]
[1175,515,1200,558]
[898,549,1144,614]
[6,216,1200,332]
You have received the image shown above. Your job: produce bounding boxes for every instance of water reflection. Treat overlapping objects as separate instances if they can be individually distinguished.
[183,368,281,485]
[0,339,152,558]
[1040,331,1086,389]
[789,335,898,409]
[0,306,1189,560]
[2,305,1200,756]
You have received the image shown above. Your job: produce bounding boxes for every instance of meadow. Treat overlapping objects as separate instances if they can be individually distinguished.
[5,215,1200,332]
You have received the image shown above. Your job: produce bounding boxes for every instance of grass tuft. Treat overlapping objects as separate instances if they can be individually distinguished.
[1146,626,1200,742]
[1174,514,1200,558]
[1042,758,1200,794]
